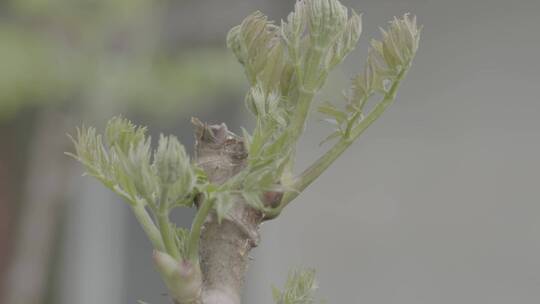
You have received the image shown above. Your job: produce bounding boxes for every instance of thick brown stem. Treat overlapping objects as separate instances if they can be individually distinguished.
[191,118,263,304]
[199,198,262,304]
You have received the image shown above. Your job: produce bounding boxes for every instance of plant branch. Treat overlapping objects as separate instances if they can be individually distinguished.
[187,196,214,263]
[278,67,408,210]
[158,185,180,259]
[131,204,165,251]
[288,46,325,145]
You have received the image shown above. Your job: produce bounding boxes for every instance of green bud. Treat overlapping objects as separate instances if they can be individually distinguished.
[226,11,280,85]
[258,41,286,92]
[272,268,318,304]
[154,135,192,185]
[68,126,109,178]
[105,116,147,154]
[325,9,362,70]
[153,135,196,207]
[372,14,421,71]
[112,137,158,202]
[281,0,307,50]
[306,0,348,47]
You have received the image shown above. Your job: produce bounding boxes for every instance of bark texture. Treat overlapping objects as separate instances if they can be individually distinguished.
[191,118,263,304]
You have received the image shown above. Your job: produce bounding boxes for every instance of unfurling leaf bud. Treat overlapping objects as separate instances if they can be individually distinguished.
[105,116,147,154]
[226,11,281,86]
[347,14,420,107]
[325,9,362,70]
[371,14,421,72]
[115,137,158,201]
[272,268,318,304]
[280,0,306,51]
[154,135,193,186]
[306,0,348,47]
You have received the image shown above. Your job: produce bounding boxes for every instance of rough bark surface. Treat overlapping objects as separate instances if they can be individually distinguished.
[191,118,263,304]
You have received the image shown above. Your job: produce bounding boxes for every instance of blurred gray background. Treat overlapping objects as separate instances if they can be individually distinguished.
[1,0,539,303]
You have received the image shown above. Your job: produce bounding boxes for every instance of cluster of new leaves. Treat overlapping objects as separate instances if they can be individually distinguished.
[228,0,362,118]
[226,0,362,211]
[318,14,421,144]
[69,117,198,209]
[272,268,319,304]
[68,117,206,259]
[235,86,292,210]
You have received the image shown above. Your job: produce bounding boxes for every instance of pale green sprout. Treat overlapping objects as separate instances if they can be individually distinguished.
[154,135,196,208]
[272,268,319,304]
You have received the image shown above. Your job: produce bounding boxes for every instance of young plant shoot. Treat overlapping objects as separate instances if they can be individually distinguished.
[68,1,421,303]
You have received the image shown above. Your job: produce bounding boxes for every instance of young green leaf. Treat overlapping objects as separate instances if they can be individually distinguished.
[69,117,202,211]
[105,116,147,154]
[214,191,234,223]
[318,101,348,125]
[174,227,190,258]
[273,268,319,304]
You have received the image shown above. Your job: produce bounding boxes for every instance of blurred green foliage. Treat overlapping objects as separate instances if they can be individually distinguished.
[0,0,244,121]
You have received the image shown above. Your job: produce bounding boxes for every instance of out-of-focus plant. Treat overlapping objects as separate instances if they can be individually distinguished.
[69,1,421,303]
[0,0,244,121]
